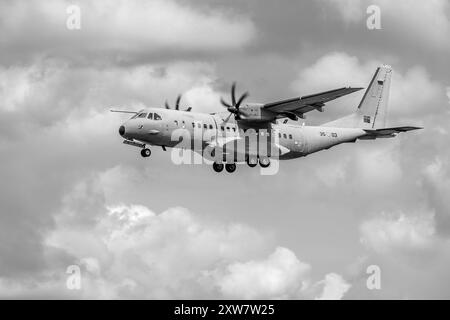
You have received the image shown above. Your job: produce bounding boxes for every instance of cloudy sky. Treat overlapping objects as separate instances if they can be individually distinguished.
[0,0,449,299]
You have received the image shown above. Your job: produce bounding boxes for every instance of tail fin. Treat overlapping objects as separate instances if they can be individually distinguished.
[323,65,392,129]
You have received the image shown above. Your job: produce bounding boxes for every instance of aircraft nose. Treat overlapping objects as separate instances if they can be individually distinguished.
[119,125,125,137]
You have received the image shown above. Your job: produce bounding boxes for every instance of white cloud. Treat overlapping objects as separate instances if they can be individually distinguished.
[447,87,450,106]
[315,161,347,188]
[0,59,223,128]
[353,143,402,191]
[315,273,351,300]
[324,0,450,51]
[360,211,435,254]
[214,247,311,299]
[422,158,450,235]
[0,0,256,62]
[44,203,271,298]
[0,166,351,299]
[292,52,445,120]
[325,0,364,24]
[184,84,223,113]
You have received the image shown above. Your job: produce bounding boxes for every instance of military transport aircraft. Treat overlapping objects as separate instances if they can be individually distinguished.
[112,65,422,173]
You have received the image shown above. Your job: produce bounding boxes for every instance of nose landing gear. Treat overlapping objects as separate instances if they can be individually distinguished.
[140,148,151,158]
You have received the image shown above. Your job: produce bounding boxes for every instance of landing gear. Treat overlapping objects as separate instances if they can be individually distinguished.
[140,148,151,158]
[213,162,224,173]
[259,157,271,168]
[247,157,258,168]
[225,163,236,173]
[213,162,236,173]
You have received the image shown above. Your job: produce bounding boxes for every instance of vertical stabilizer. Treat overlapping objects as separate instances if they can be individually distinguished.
[323,65,392,129]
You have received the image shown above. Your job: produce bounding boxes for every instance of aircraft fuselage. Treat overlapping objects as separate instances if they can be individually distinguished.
[119,108,366,161]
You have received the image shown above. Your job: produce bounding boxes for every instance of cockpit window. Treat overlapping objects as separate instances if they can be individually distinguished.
[154,113,162,120]
[147,113,153,119]
[137,112,147,118]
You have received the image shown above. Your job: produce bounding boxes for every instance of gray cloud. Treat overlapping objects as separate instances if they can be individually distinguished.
[0,0,449,299]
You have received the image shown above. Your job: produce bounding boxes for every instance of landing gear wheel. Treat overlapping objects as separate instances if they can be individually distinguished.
[247,157,258,168]
[225,163,236,173]
[259,157,270,168]
[141,148,151,158]
[213,162,224,173]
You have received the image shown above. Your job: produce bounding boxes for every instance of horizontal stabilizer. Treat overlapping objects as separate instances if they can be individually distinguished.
[362,126,423,138]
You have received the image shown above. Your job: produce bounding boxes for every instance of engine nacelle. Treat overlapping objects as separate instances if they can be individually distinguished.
[237,103,277,122]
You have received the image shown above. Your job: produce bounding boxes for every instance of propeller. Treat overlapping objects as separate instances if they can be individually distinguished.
[220,82,248,120]
[165,94,191,111]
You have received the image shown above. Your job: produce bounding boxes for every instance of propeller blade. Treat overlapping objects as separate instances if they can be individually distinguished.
[235,92,249,109]
[175,94,181,110]
[220,97,233,109]
[165,101,170,109]
[224,112,233,122]
[231,82,236,106]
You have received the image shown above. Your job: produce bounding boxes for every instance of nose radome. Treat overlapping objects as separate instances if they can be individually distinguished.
[119,125,125,137]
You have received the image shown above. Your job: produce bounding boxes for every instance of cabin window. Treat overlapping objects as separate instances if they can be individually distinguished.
[226,127,230,131]
[137,112,147,118]
[209,124,213,130]
[174,120,178,126]
[283,134,287,139]
[147,113,153,120]
[221,126,224,131]
[289,134,293,139]
[203,124,207,129]
[279,133,281,138]
[192,122,195,128]
[232,127,236,132]
[154,113,162,120]
[197,123,201,128]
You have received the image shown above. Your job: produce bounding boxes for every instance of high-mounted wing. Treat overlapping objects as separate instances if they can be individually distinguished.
[263,87,363,118]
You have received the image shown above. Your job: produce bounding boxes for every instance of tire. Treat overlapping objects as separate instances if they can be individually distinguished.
[225,163,236,173]
[141,148,151,158]
[213,162,224,173]
[247,157,258,168]
[259,157,270,168]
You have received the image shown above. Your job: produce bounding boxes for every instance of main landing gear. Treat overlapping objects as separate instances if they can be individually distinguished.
[212,162,224,172]
[212,162,236,173]
[246,157,258,168]
[140,148,151,158]
[225,163,236,173]
[259,157,271,168]
[212,158,270,173]
[247,157,271,168]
